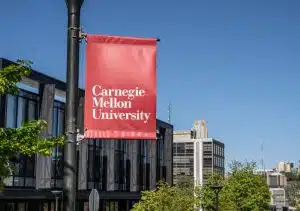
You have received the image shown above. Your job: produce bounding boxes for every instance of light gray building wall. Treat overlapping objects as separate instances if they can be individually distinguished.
[173,120,225,186]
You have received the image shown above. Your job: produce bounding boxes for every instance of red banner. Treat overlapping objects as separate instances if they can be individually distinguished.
[84,34,157,140]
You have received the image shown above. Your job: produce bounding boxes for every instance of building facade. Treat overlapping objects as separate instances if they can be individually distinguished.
[256,169,289,210]
[276,162,294,173]
[0,58,173,211]
[266,171,288,210]
[173,120,225,185]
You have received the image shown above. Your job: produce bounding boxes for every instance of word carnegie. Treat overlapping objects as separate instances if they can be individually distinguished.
[91,85,151,123]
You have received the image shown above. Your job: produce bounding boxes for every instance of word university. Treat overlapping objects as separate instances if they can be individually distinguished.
[91,85,151,123]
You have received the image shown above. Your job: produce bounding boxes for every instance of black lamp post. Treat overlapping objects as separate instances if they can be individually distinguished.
[211,184,223,211]
[63,0,83,211]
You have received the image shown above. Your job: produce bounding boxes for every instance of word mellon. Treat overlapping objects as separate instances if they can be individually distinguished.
[91,85,151,123]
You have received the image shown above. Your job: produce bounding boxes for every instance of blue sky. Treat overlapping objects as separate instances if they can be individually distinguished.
[1,0,300,169]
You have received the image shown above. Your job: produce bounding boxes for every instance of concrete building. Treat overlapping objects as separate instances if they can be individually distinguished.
[277,162,294,173]
[270,188,287,210]
[0,58,173,211]
[267,172,288,210]
[173,120,225,185]
[266,172,288,188]
[257,170,289,210]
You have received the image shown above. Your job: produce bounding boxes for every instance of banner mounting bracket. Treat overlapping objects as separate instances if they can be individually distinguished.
[79,26,87,43]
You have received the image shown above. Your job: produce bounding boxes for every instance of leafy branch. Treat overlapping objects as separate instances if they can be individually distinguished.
[0,60,65,191]
[0,120,64,156]
[0,60,33,95]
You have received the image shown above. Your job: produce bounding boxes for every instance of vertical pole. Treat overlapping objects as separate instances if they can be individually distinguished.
[55,197,59,211]
[64,0,82,210]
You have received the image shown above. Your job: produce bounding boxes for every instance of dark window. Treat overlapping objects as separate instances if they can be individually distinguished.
[88,145,94,182]
[4,91,39,188]
[51,101,65,188]
[94,147,102,183]
[125,159,131,191]
[0,95,6,127]
[203,158,212,168]
[87,139,104,190]
[102,155,107,191]
[138,154,144,190]
[162,166,167,181]
[146,163,150,189]
[114,151,121,184]
[269,175,278,187]
[173,142,194,182]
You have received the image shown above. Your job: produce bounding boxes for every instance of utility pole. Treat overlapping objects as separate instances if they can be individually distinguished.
[64,0,83,210]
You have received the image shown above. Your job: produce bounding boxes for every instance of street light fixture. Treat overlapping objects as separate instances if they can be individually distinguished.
[211,183,223,211]
[51,190,63,211]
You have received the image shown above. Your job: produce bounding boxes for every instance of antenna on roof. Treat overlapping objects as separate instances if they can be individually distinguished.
[260,138,265,172]
[167,100,171,124]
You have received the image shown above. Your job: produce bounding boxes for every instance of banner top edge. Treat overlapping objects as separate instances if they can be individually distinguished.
[86,34,159,45]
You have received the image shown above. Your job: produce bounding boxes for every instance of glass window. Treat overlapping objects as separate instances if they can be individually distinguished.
[17,202,26,211]
[25,156,35,177]
[52,107,58,135]
[6,94,17,128]
[57,109,64,134]
[4,91,39,188]
[15,155,26,177]
[94,147,102,182]
[88,145,94,182]
[17,97,26,127]
[51,101,65,187]
[28,100,37,120]
[5,203,15,211]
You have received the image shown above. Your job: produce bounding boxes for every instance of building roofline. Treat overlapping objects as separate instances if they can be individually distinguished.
[157,119,173,129]
[0,58,85,97]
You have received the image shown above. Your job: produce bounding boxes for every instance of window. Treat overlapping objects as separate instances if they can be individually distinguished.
[203,158,212,168]
[28,100,37,120]
[269,175,278,187]
[156,128,166,183]
[6,94,17,128]
[87,139,108,190]
[4,91,39,188]
[173,142,194,181]
[51,101,65,188]
[125,159,131,191]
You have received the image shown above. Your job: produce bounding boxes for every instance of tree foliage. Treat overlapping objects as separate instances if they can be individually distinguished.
[174,174,195,197]
[175,174,194,189]
[131,181,199,211]
[282,171,300,182]
[198,173,225,210]
[0,60,64,190]
[199,161,271,211]
[0,60,32,95]
[286,181,300,208]
[223,161,271,210]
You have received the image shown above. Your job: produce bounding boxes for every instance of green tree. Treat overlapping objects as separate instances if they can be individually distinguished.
[175,173,194,189]
[286,181,300,207]
[131,182,198,211]
[174,173,195,197]
[282,171,300,181]
[0,60,64,190]
[199,161,271,211]
[198,173,226,211]
[221,161,271,211]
